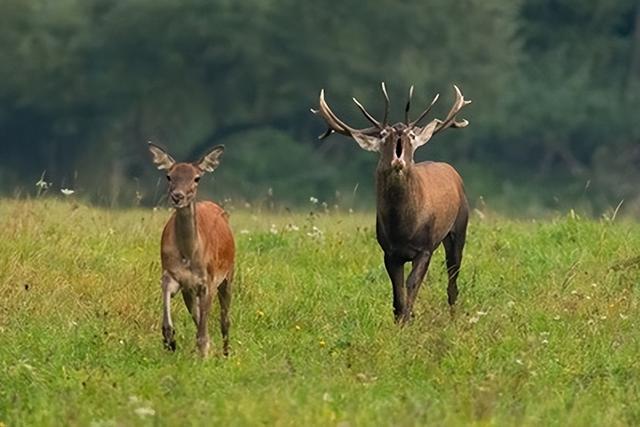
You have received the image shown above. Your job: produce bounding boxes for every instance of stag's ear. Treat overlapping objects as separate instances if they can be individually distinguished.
[352,132,381,152]
[197,145,225,173]
[148,142,175,170]
[411,120,439,149]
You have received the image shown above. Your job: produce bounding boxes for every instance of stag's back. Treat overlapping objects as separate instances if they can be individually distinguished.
[414,161,468,244]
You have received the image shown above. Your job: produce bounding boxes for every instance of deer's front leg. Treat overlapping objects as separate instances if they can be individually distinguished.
[161,272,181,351]
[404,250,432,322]
[384,254,406,323]
[196,285,214,357]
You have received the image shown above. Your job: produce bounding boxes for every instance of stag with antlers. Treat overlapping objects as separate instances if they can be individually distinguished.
[313,83,471,323]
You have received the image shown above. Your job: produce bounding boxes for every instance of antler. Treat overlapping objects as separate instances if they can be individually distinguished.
[432,85,472,135]
[409,93,440,128]
[311,88,381,140]
[408,85,471,147]
[404,85,414,124]
[351,81,391,129]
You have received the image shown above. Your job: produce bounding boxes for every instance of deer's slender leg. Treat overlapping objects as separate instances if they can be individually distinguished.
[196,287,214,357]
[161,272,180,351]
[182,290,200,326]
[404,250,432,321]
[384,254,406,323]
[443,215,467,306]
[217,278,232,356]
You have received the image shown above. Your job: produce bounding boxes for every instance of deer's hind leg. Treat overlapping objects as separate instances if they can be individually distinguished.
[182,290,200,326]
[196,287,214,358]
[443,208,468,306]
[161,272,181,351]
[217,274,232,356]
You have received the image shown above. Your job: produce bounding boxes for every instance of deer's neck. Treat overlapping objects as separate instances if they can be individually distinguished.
[174,202,199,260]
[376,165,422,224]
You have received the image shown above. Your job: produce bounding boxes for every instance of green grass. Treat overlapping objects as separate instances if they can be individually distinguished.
[1,199,639,426]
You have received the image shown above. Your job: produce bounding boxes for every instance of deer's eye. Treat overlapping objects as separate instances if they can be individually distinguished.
[166,175,171,181]
[408,131,416,138]
[194,176,201,183]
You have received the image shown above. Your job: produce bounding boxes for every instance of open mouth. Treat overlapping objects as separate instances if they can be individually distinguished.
[391,138,406,171]
[395,139,403,158]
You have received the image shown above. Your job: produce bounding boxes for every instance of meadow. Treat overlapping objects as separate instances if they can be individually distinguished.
[1,199,639,426]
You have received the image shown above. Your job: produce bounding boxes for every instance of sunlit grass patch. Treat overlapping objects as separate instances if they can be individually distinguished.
[1,199,639,426]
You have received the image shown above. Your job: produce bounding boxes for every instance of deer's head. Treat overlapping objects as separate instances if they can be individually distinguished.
[312,83,471,172]
[148,143,224,208]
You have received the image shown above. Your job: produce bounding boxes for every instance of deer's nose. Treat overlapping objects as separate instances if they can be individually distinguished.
[170,191,185,203]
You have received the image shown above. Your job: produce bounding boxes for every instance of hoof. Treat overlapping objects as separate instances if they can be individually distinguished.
[197,337,210,358]
[164,339,176,352]
[163,326,176,351]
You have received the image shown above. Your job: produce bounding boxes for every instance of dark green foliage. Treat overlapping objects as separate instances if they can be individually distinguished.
[0,0,638,214]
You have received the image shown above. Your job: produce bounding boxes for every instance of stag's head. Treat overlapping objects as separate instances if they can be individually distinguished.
[148,143,224,208]
[312,83,471,172]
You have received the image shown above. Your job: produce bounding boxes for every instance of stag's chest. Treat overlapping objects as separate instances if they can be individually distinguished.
[376,211,432,260]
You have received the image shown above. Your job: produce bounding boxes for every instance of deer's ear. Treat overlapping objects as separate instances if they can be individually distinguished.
[412,120,439,149]
[148,142,175,170]
[352,132,381,152]
[197,145,224,173]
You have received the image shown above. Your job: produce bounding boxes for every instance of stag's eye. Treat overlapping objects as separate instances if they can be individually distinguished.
[166,175,171,181]
[409,131,415,138]
[194,176,201,183]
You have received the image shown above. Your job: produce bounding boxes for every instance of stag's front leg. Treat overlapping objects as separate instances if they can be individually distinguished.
[404,250,432,322]
[384,254,406,323]
[161,272,181,351]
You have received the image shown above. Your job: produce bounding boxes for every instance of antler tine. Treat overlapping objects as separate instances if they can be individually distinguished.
[313,89,379,140]
[404,85,414,124]
[433,85,472,134]
[409,93,440,128]
[352,97,381,128]
[380,82,390,126]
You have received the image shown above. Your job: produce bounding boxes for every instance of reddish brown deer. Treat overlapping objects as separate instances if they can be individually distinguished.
[313,83,471,323]
[148,142,235,356]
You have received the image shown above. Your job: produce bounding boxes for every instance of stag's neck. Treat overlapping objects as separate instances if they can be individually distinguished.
[376,164,422,223]
[174,202,200,260]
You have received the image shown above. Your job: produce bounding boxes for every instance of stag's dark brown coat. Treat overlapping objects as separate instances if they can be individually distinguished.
[314,84,470,322]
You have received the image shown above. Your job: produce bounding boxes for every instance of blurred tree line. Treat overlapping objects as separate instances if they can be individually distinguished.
[0,0,638,214]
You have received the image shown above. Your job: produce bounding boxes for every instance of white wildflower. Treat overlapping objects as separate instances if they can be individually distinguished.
[309,196,319,204]
[134,407,155,418]
[306,226,324,240]
[35,178,50,190]
[60,188,75,196]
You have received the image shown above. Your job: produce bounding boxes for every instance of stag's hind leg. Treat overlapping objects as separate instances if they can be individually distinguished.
[161,272,181,351]
[218,276,232,356]
[443,211,468,306]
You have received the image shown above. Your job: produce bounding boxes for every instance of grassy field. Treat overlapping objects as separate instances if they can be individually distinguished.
[0,199,639,426]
